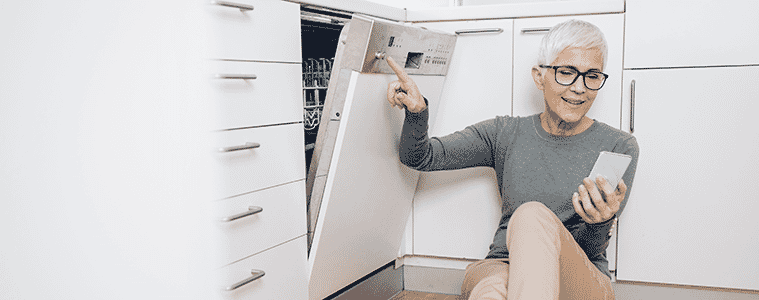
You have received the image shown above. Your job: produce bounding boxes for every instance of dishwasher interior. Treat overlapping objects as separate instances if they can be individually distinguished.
[300,6,348,251]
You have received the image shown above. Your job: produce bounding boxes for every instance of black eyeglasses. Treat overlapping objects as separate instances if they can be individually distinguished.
[539,65,609,91]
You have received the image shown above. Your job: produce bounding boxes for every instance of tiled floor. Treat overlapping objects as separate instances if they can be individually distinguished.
[389,291,459,300]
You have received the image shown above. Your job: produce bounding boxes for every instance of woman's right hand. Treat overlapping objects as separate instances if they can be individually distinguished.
[386,56,427,113]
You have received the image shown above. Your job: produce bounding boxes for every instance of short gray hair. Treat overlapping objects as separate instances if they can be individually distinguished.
[537,19,608,69]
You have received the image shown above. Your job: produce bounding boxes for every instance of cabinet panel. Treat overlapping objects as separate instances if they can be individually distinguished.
[408,19,513,258]
[617,67,759,290]
[625,0,759,68]
[214,180,306,266]
[214,123,305,199]
[210,60,303,130]
[207,0,301,62]
[513,14,624,130]
[216,236,308,299]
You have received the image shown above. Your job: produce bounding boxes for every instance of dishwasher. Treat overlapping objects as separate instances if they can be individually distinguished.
[299,9,457,300]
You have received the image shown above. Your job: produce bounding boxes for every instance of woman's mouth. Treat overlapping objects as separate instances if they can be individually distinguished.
[562,97,586,106]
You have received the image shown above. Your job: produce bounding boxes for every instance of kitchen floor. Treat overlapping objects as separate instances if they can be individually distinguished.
[390,291,459,300]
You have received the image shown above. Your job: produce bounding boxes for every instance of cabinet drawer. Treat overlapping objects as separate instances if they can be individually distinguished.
[214,123,306,199]
[207,0,301,62]
[214,180,306,266]
[217,236,308,299]
[211,60,302,130]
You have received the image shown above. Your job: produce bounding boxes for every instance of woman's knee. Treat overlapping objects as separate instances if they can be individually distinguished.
[511,201,553,221]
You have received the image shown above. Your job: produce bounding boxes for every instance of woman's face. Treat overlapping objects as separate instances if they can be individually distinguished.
[533,47,604,124]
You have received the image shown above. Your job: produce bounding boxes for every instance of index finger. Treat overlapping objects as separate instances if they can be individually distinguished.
[386,56,412,83]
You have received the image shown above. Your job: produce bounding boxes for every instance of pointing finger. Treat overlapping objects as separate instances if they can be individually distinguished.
[386,56,412,84]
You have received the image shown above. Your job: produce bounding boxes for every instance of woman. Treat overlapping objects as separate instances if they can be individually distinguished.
[386,20,638,300]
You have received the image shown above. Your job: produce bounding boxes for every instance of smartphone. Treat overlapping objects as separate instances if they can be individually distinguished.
[588,151,632,189]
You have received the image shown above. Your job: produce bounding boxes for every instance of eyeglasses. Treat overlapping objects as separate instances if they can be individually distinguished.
[539,65,609,91]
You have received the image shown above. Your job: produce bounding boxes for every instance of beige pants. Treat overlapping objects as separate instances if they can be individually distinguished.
[460,202,615,300]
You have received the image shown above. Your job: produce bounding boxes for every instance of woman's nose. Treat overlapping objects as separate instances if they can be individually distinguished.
[569,75,587,94]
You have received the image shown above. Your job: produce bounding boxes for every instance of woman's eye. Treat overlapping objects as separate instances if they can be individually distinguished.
[587,73,600,80]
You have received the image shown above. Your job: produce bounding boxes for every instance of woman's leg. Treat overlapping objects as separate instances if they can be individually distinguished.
[505,201,615,300]
[460,259,510,300]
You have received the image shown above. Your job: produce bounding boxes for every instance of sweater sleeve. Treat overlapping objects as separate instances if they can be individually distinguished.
[573,135,640,257]
[399,106,501,172]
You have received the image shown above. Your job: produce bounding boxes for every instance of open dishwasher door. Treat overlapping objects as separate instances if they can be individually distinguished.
[307,15,456,300]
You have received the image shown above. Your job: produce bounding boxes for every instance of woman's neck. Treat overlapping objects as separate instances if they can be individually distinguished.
[540,112,593,137]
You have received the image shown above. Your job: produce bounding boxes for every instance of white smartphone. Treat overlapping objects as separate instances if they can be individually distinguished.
[588,151,632,189]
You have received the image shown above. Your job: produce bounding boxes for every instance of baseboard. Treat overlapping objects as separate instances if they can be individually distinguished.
[326,261,404,300]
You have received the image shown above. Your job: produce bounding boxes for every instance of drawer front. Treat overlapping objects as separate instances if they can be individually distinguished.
[207,0,301,62]
[214,123,306,199]
[214,180,306,266]
[211,60,303,130]
[217,236,308,299]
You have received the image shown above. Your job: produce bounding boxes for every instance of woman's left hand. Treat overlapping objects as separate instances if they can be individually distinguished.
[572,176,627,224]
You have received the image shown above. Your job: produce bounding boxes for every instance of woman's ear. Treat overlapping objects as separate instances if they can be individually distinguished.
[531,66,545,91]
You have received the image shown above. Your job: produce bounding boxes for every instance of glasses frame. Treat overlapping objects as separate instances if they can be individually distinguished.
[539,64,609,91]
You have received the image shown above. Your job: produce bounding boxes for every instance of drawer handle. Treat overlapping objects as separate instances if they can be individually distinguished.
[222,206,263,222]
[219,142,260,153]
[216,74,257,80]
[211,0,254,12]
[226,269,265,291]
[521,27,551,34]
[455,28,503,35]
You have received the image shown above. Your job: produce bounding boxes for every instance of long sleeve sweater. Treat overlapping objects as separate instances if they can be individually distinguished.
[399,108,639,279]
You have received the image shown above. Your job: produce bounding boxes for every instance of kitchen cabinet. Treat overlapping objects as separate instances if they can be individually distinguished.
[406,19,513,259]
[616,67,759,290]
[624,0,759,69]
[207,0,309,299]
[0,1,214,299]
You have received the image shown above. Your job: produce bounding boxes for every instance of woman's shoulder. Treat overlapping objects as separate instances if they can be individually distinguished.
[592,120,639,152]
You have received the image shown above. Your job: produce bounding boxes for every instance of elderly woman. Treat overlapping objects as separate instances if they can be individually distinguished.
[386,20,638,300]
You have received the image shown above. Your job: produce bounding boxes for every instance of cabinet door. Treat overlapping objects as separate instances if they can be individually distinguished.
[616,67,759,290]
[407,19,513,259]
[513,14,624,129]
[625,0,759,68]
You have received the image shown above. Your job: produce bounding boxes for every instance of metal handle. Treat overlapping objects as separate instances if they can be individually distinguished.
[630,80,635,133]
[521,27,551,34]
[225,269,265,291]
[455,28,504,35]
[222,206,263,222]
[216,74,257,80]
[219,142,260,153]
[211,0,254,12]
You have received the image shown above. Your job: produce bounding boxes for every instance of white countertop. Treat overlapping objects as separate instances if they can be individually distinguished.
[287,0,624,22]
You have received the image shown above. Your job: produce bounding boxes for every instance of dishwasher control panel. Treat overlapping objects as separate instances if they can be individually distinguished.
[343,15,457,76]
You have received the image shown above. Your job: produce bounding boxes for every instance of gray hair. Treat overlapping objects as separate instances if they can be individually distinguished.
[537,19,608,69]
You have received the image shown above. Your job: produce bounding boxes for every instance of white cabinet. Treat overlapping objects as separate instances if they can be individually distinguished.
[624,0,759,68]
[207,0,308,299]
[616,67,759,290]
[407,19,513,259]
[0,1,214,299]
[512,14,625,129]
[210,61,303,130]
[217,236,309,299]
[207,0,301,62]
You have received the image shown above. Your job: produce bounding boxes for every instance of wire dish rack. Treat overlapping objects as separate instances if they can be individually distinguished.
[303,58,333,132]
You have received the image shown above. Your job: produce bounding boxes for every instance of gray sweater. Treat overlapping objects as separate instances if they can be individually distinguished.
[399,109,639,279]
